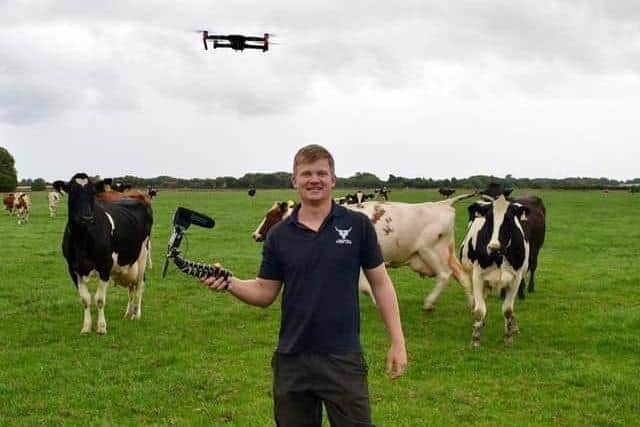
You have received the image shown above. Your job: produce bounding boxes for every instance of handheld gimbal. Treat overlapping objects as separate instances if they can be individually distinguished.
[161,207,233,281]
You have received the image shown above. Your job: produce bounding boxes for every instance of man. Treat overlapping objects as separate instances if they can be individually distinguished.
[202,144,407,426]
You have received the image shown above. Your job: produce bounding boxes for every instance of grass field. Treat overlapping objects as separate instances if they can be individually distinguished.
[1,188,638,426]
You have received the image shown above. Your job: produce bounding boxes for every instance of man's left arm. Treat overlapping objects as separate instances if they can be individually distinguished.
[364,264,407,380]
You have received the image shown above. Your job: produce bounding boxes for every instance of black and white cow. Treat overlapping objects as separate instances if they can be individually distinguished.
[479,184,546,299]
[461,195,530,347]
[60,173,153,334]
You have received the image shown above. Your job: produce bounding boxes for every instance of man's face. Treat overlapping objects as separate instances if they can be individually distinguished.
[292,158,336,204]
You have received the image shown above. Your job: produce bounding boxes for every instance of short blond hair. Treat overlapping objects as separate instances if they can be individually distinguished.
[293,144,335,177]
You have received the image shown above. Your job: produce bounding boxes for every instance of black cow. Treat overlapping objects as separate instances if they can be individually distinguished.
[461,196,530,346]
[438,187,456,198]
[60,173,153,335]
[147,186,158,198]
[375,186,390,200]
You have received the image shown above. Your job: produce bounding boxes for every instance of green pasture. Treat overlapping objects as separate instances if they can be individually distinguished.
[1,189,638,426]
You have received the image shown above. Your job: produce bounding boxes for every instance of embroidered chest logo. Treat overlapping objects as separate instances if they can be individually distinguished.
[335,226,353,244]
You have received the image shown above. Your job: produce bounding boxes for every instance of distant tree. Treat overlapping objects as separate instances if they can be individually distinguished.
[31,178,47,191]
[0,146,18,191]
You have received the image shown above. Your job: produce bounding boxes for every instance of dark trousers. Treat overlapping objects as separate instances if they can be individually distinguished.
[272,352,374,427]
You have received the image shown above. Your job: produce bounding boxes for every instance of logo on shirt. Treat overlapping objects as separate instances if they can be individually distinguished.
[335,226,352,244]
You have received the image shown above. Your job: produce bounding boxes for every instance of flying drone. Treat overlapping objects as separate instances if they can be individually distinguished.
[200,31,272,52]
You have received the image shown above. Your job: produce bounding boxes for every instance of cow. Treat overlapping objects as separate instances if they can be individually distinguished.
[479,184,546,298]
[252,195,476,311]
[460,195,530,347]
[438,187,456,198]
[15,193,31,224]
[60,173,153,335]
[375,186,390,201]
[3,193,15,215]
[113,182,132,192]
[48,191,62,218]
[336,191,375,207]
[147,186,158,198]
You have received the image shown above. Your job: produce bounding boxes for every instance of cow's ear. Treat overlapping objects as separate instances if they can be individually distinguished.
[503,188,514,198]
[95,179,107,193]
[52,180,67,193]
[512,203,530,221]
[467,202,489,220]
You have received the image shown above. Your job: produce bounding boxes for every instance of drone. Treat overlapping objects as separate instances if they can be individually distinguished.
[200,31,271,52]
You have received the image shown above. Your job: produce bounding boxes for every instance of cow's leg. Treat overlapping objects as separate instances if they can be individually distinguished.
[528,255,538,293]
[448,245,474,310]
[471,269,486,347]
[502,282,520,345]
[95,279,109,334]
[131,281,145,320]
[412,248,451,312]
[78,277,92,334]
[358,270,376,305]
[124,285,135,319]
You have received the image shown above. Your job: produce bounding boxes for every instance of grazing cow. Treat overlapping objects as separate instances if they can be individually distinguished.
[438,187,456,198]
[375,186,390,201]
[113,182,132,192]
[147,186,158,198]
[460,196,530,346]
[60,173,153,334]
[3,193,15,215]
[15,193,31,224]
[336,191,375,207]
[479,184,546,298]
[253,195,476,311]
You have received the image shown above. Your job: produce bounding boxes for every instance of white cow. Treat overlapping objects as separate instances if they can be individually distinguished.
[48,191,62,218]
[253,195,475,311]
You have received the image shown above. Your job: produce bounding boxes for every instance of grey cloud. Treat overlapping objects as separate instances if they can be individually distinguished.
[1,0,640,125]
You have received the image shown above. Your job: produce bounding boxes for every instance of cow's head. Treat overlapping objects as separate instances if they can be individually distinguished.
[468,196,529,261]
[252,201,294,242]
[480,182,514,200]
[61,173,97,226]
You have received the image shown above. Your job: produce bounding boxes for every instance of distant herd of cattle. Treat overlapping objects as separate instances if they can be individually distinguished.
[4,177,551,346]
[3,182,157,223]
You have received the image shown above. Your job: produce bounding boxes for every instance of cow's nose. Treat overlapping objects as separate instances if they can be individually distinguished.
[80,215,95,224]
[487,240,501,253]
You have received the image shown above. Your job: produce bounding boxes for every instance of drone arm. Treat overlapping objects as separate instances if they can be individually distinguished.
[243,44,266,50]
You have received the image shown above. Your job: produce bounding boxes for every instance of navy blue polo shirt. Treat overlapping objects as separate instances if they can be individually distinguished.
[258,202,383,354]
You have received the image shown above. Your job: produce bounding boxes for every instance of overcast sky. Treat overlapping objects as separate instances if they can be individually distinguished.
[1,1,639,182]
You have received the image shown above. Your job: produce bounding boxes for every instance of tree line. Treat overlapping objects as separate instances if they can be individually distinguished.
[2,146,639,192]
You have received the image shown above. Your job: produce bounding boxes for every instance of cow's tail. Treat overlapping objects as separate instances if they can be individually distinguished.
[447,239,474,309]
[441,192,477,206]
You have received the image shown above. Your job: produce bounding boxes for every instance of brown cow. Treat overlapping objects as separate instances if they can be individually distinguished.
[3,193,15,215]
[15,193,31,224]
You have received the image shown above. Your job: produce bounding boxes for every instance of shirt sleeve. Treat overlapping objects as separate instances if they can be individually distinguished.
[258,228,284,281]
[360,214,384,269]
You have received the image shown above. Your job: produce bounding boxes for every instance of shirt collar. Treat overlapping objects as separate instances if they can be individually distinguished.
[286,200,346,225]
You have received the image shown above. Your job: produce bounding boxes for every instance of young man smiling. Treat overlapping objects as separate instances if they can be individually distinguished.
[202,144,407,426]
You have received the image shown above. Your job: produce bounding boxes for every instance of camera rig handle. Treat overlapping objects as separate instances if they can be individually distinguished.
[161,207,233,281]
